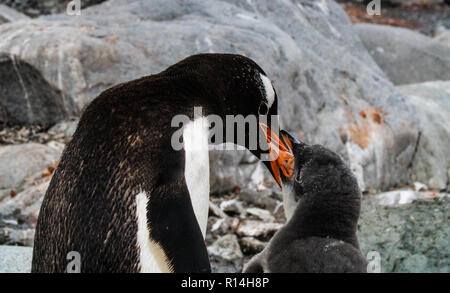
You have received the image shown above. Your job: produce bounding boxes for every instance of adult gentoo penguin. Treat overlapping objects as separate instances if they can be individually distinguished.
[244,130,367,273]
[32,54,293,273]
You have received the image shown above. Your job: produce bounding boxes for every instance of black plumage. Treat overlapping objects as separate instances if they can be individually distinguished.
[32,54,279,273]
[244,130,367,273]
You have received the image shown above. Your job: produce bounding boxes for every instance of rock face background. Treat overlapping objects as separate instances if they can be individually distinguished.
[0,0,106,17]
[0,0,422,193]
[0,54,76,126]
[0,0,448,273]
[397,81,450,190]
[356,23,450,85]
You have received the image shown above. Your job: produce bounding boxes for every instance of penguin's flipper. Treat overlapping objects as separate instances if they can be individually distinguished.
[143,179,211,273]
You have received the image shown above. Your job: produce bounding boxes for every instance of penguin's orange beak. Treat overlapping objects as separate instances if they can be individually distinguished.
[259,123,294,187]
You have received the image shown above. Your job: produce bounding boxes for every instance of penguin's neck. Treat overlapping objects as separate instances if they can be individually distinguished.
[183,116,210,238]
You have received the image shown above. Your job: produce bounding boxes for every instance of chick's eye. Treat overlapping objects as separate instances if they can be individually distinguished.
[293,170,305,196]
[258,102,269,115]
[295,170,302,183]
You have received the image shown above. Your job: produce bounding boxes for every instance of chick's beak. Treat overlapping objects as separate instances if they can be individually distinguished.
[259,123,294,187]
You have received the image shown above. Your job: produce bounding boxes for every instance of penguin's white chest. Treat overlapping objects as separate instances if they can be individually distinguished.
[182,117,210,237]
[135,117,210,273]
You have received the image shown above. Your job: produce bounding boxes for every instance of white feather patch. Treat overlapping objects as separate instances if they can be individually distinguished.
[281,183,297,221]
[183,117,210,238]
[260,74,275,108]
[136,192,173,273]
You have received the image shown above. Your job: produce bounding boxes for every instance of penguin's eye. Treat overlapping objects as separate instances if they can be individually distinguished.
[258,102,269,115]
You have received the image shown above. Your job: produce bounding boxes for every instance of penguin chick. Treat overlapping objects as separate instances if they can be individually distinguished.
[243,130,367,273]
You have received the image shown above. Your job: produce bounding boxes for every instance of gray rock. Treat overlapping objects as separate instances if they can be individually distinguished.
[208,202,228,219]
[355,23,450,85]
[236,220,282,239]
[0,4,29,23]
[413,181,428,192]
[0,181,49,217]
[220,199,245,216]
[238,188,278,211]
[359,197,450,273]
[372,188,448,206]
[0,226,34,246]
[48,119,79,138]
[0,0,107,17]
[0,54,76,127]
[0,0,419,192]
[0,245,32,273]
[208,216,240,235]
[397,81,450,191]
[0,143,60,201]
[436,30,450,47]
[383,0,446,4]
[209,150,255,194]
[46,140,66,154]
[208,234,243,261]
[239,237,266,255]
[208,234,243,273]
[246,207,274,222]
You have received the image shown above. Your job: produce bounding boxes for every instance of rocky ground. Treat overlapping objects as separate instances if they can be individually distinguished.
[0,124,448,273]
[0,0,449,273]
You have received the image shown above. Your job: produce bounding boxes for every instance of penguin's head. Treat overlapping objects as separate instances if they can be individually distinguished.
[169,53,294,187]
[207,54,295,188]
[278,130,361,220]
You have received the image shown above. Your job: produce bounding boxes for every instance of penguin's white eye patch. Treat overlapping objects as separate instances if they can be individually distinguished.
[260,74,275,109]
